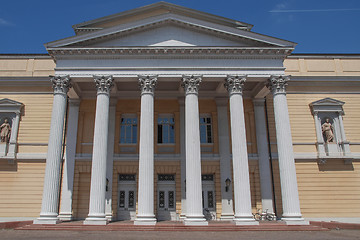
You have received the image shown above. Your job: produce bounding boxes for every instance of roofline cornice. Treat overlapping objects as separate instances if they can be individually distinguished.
[47,47,294,61]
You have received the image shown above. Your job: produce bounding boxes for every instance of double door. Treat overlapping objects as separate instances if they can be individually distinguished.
[157,182,176,221]
[118,178,136,221]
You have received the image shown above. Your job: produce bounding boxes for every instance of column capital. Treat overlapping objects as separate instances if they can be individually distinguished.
[51,75,72,95]
[224,75,246,95]
[138,75,157,94]
[181,75,202,94]
[266,75,290,95]
[94,75,114,95]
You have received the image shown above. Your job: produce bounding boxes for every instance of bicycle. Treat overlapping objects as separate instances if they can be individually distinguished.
[253,209,276,221]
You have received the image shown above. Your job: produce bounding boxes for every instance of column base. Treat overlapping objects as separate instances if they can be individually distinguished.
[58,212,73,221]
[33,217,61,225]
[220,213,234,220]
[184,215,208,226]
[83,217,108,225]
[281,217,309,225]
[134,216,157,225]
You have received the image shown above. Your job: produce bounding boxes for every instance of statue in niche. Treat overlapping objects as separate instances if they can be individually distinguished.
[0,118,11,143]
[322,118,334,143]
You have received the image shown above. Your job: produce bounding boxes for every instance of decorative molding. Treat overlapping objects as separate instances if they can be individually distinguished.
[266,75,290,95]
[181,75,202,94]
[138,75,157,94]
[50,75,72,94]
[94,75,114,94]
[224,75,246,95]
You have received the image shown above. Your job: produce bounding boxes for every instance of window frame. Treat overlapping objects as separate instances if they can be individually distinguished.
[157,114,175,145]
[200,114,213,144]
[119,114,138,145]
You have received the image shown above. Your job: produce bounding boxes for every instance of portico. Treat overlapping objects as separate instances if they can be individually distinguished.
[34,2,306,226]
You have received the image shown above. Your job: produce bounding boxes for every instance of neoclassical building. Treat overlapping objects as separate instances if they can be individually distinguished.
[0,2,359,226]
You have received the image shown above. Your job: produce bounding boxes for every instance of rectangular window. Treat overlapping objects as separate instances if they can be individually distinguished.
[120,114,137,144]
[200,115,212,143]
[157,115,175,144]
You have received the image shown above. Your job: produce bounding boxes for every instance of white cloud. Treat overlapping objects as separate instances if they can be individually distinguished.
[270,8,360,13]
[0,18,14,26]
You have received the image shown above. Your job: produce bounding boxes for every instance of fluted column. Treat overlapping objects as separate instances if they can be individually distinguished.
[225,76,258,225]
[105,99,116,220]
[179,97,186,219]
[267,75,306,224]
[7,111,21,158]
[58,99,80,221]
[84,75,113,225]
[215,98,234,220]
[34,76,71,224]
[135,75,157,225]
[182,75,207,226]
[253,98,275,216]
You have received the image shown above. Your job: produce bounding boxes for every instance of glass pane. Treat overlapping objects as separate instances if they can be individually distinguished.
[164,118,169,123]
[158,117,162,124]
[121,118,125,124]
[168,191,174,208]
[200,117,205,124]
[132,126,137,144]
[128,191,134,208]
[120,126,125,143]
[207,118,211,124]
[169,125,175,143]
[125,125,131,143]
[207,125,212,143]
[200,125,206,143]
[126,118,131,124]
[163,125,169,143]
[119,191,125,208]
[170,118,175,124]
[159,191,165,208]
[133,118,137,124]
[208,191,214,208]
[158,125,163,143]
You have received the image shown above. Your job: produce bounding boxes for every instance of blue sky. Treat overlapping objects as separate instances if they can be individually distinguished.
[1,0,359,54]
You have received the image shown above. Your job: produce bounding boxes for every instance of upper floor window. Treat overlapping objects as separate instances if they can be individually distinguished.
[157,114,175,144]
[200,115,212,144]
[120,114,137,144]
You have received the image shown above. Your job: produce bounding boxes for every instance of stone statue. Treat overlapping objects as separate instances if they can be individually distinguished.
[0,119,11,143]
[322,118,334,143]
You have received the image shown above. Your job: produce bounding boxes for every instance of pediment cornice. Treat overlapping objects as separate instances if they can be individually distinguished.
[46,13,296,50]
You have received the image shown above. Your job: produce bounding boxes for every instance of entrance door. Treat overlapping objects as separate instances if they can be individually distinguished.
[157,174,176,221]
[202,174,216,220]
[117,174,136,221]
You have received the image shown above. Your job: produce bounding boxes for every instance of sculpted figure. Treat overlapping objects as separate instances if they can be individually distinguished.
[0,119,11,143]
[322,118,334,143]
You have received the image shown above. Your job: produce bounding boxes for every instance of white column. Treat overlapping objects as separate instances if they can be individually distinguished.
[267,75,306,225]
[134,75,157,225]
[7,111,21,158]
[215,98,234,220]
[179,97,186,219]
[225,76,258,225]
[105,99,116,220]
[58,99,80,221]
[182,75,207,226]
[34,75,71,224]
[253,98,275,215]
[84,75,113,225]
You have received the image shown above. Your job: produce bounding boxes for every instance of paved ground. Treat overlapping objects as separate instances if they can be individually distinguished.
[1,229,360,240]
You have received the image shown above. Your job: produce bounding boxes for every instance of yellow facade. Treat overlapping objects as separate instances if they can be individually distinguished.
[0,55,359,221]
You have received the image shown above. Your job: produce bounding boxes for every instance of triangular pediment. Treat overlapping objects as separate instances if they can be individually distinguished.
[310,98,345,107]
[309,98,345,115]
[0,98,23,107]
[46,11,296,49]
